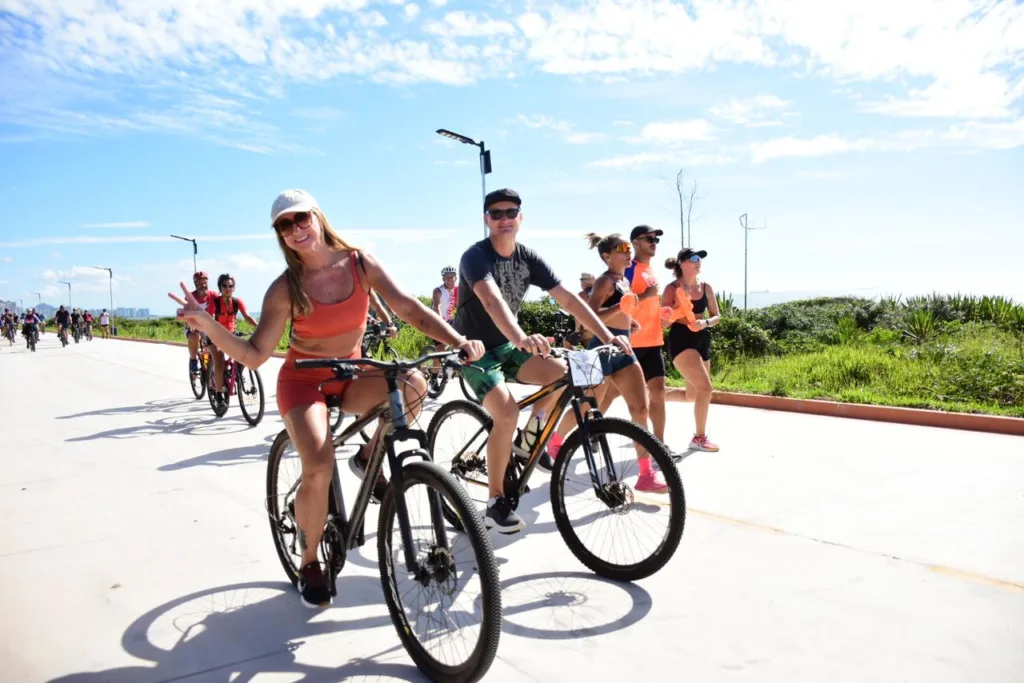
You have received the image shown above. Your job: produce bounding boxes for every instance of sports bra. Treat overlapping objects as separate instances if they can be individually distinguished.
[289,251,370,345]
[670,282,709,321]
[599,275,630,309]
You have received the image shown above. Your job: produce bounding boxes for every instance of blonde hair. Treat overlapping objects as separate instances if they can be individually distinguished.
[274,208,358,317]
[584,232,625,260]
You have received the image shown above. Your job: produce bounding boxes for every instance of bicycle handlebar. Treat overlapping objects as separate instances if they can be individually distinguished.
[295,349,469,374]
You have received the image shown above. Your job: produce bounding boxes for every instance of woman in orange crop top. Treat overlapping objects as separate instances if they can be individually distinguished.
[170,189,484,609]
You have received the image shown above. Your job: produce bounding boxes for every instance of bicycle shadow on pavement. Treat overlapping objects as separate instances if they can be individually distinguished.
[65,414,258,442]
[57,398,209,420]
[500,570,653,640]
[46,579,430,683]
[158,433,279,471]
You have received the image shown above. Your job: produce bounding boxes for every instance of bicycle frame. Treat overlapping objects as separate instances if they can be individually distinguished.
[312,353,455,574]
[449,348,624,504]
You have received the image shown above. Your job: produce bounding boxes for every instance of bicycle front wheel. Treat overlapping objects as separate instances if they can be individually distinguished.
[189,361,206,400]
[236,365,265,426]
[421,344,449,399]
[550,416,686,582]
[378,459,501,683]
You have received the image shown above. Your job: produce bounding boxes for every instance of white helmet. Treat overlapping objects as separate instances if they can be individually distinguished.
[441,266,456,276]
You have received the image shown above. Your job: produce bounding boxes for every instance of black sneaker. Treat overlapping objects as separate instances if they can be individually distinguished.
[484,496,525,535]
[348,445,389,503]
[297,561,332,608]
[537,453,555,471]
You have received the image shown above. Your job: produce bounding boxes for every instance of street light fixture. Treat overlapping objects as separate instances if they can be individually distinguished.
[739,213,767,311]
[436,128,492,238]
[170,235,198,273]
[94,266,114,314]
[58,280,72,308]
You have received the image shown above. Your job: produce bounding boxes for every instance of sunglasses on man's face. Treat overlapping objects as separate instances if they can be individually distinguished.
[639,236,660,245]
[487,207,520,220]
[273,211,312,235]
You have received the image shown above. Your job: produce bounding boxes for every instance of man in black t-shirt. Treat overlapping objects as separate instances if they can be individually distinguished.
[454,188,633,534]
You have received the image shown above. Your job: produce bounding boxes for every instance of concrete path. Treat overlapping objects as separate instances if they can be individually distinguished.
[1,333,1022,683]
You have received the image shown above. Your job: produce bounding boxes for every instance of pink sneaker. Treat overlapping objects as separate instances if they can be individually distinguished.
[689,434,720,452]
[635,470,669,494]
[546,433,564,458]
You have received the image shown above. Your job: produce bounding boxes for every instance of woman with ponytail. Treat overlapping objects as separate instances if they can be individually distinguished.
[170,189,484,609]
[662,247,721,452]
[542,232,669,493]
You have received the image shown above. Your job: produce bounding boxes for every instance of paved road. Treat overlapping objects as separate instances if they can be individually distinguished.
[2,333,1023,683]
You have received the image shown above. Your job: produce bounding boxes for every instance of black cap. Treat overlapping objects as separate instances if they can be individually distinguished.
[629,225,664,241]
[679,247,708,260]
[484,188,522,210]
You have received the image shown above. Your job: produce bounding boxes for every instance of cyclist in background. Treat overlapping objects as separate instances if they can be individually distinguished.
[54,305,71,344]
[206,272,259,407]
[186,272,215,372]
[70,308,83,339]
[22,309,40,346]
[83,310,94,339]
[427,265,459,375]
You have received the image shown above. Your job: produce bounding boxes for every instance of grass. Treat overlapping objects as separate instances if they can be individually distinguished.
[690,324,1024,418]
[112,317,289,351]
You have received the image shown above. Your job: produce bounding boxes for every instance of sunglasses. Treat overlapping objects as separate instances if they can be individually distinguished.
[613,242,632,254]
[688,254,702,263]
[487,207,520,220]
[221,283,235,290]
[273,211,313,235]
[639,236,660,244]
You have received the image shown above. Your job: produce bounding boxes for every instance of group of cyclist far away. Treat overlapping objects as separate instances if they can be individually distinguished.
[170,187,721,609]
[4,305,114,348]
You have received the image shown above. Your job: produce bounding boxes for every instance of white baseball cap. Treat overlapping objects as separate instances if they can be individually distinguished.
[270,189,320,225]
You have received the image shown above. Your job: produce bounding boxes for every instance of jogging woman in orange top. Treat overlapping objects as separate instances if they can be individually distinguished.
[170,189,484,609]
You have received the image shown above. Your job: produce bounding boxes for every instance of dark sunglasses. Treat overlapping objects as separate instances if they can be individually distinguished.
[639,236,660,244]
[273,211,312,235]
[221,283,235,290]
[487,207,520,220]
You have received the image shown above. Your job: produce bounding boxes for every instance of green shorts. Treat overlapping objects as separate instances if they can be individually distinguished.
[462,342,533,400]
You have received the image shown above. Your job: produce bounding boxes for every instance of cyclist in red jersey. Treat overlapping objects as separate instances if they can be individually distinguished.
[186,272,215,373]
[206,273,259,405]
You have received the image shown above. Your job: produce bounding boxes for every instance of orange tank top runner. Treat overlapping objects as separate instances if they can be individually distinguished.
[276,252,371,418]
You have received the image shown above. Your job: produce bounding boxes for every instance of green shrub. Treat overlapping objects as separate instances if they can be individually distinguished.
[711,316,778,360]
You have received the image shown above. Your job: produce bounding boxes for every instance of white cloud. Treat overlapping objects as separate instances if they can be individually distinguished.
[512,114,605,144]
[589,153,673,169]
[403,4,421,21]
[516,0,1024,119]
[423,11,517,38]
[860,73,1024,119]
[942,118,1024,150]
[427,0,448,6]
[632,119,715,143]
[357,11,388,27]
[79,221,151,229]
[750,134,872,163]
[709,94,792,127]
[0,256,12,262]
[0,229,458,249]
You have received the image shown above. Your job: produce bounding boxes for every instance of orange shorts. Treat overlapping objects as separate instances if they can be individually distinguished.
[276,349,358,419]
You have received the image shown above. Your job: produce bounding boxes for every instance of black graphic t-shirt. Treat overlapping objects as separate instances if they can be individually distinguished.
[454,239,561,349]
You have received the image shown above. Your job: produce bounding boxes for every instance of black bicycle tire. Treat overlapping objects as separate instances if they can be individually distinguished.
[385,345,400,362]
[377,459,501,683]
[266,429,302,586]
[189,360,206,400]
[237,365,265,426]
[549,416,686,582]
[207,367,228,417]
[421,344,449,399]
[426,400,495,531]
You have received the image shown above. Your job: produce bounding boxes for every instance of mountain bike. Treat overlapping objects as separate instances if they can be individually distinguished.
[207,333,265,425]
[72,323,82,344]
[265,350,501,683]
[189,334,211,400]
[4,324,15,345]
[427,345,686,582]
[58,325,68,347]
[24,326,38,352]
[84,323,93,341]
[419,342,481,403]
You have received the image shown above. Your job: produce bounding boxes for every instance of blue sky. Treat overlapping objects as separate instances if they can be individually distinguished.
[1,0,1022,315]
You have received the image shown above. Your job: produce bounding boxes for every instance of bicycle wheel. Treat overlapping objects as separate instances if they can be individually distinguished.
[189,360,206,400]
[550,416,685,582]
[266,430,346,586]
[236,364,265,426]
[378,459,501,683]
[207,369,228,417]
[421,344,449,399]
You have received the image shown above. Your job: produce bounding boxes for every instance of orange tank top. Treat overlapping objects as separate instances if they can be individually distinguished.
[289,251,370,346]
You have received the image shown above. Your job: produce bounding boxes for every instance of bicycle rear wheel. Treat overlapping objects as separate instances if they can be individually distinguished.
[207,369,228,417]
[421,344,449,399]
[550,417,686,582]
[236,364,265,426]
[378,459,501,683]
[190,360,206,400]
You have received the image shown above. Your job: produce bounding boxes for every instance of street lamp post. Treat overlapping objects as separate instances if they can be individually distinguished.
[739,213,767,311]
[94,266,114,313]
[170,235,198,273]
[435,128,492,238]
[58,280,72,308]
